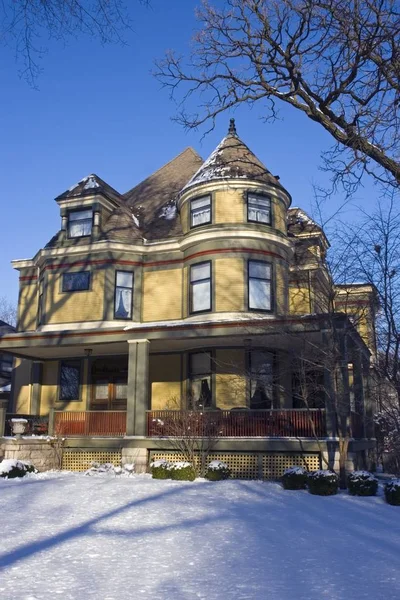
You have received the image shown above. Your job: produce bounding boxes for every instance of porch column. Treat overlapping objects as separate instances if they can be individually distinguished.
[126,339,150,436]
[322,331,337,437]
[363,357,374,439]
[352,350,366,437]
[336,332,351,439]
[30,361,43,415]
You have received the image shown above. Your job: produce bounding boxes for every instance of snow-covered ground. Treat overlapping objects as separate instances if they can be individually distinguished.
[1,472,399,600]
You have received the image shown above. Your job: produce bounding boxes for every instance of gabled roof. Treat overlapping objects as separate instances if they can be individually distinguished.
[55,174,122,204]
[182,119,290,199]
[123,147,203,240]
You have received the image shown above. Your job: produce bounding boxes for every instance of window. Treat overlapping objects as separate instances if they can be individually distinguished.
[248,193,271,224]
[249,351,273,409]
[114,271,133,319]
[190,195,211,228]
[62,271,90,292]
[0,354,13,374]
[189,352,212,408]
[59,360,81,401]
[248,261,272,311]
[68,209,93,238]
[190,262,211,313]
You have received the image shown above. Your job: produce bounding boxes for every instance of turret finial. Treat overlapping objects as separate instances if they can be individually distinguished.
[228,118,237,136]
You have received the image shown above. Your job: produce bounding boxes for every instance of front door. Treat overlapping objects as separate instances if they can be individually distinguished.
[91,376,128,410]
[90,356,128,411]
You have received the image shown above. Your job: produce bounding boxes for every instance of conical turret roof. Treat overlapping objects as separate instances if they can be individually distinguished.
[182,119,290,199]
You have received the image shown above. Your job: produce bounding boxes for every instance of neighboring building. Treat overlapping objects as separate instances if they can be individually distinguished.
[0,320,15,408]
[0,120,377,476]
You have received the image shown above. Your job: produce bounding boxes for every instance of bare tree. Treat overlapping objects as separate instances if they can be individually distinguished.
[156,0,400,192]
[0,296,17,327]
[1,0,140,85]
[337,197,400,405]
[150,396,222,475]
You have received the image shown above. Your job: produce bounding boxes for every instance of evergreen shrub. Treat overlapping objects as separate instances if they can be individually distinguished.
[384,480,400,505]
[205,460,231,481]
[281,466,308,490]
[347,471,378,496]
[307,470,339,496]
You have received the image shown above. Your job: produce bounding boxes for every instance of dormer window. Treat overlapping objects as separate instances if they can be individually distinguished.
[190,195,211,228]
[68,209,93,238]
[247,193,271,225]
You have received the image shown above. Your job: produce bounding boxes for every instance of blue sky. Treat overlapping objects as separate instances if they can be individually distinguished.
[1,0,377,306]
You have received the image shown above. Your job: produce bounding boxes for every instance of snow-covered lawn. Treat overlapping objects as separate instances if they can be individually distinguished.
[1,472,399,600]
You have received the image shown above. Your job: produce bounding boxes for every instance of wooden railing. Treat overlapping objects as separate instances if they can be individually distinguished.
[351,411,364,439]
[54,411,126,437]
[147,409,326,438]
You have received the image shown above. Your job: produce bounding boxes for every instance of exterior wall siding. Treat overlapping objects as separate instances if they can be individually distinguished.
[45,269,105,324]
[215,349,247,409]
[18,281,38,331]
[215,258,245,312]
[142,268,183,321]
[150,354,182,409]
[12,358,32,413]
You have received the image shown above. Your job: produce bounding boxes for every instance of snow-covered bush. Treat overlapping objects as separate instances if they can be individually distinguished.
[84,462,134,477]
[347,471,378,496]
[307,470,339,496]
[150,459,172,479]
[281,466,308,490]
[170,461,196,481]
[384,480,400,505]
[0,459,36,479]
[205,460,231,481]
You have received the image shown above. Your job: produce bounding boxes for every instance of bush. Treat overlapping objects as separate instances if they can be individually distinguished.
[347,471,378,496]
[205,460,231,481]
[384,479,400,505]
[0,459,36,479]
[170,462,196,481]
[307,470,339,496]
[150,459,172,479]
[281,466,308,490]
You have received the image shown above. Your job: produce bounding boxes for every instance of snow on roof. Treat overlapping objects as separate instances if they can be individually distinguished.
[159,203,177,221]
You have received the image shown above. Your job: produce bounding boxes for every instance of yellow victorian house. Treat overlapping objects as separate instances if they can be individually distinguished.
[0,120,377,477]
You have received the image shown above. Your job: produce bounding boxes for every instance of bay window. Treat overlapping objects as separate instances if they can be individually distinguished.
[190,195,211,228]
[248,193,271,225]
[114,271,134,319]
[248,261,272,311]
[190,262,211,313]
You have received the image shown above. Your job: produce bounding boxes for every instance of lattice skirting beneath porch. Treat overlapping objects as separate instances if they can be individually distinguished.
[150,451,321,480]
[62,450,122,472]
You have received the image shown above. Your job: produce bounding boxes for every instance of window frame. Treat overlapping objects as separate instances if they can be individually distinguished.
[114,270,134,320]
[247,192,272,226]
[58,359,82,402]
[190,194,212,229]
[248,350,274,409]
[189,261,212,314]
[61,271,91,293]
[188,351,213,409]
[67,208,93,239]
[247,260,273,313]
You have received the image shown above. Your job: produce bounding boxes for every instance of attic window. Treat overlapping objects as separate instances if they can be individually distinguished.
[68,209,93,238]
[190,195,211,228]
[247,193,271,225]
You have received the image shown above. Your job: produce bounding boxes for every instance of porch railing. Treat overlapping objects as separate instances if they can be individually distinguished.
[54,411,126,437]
[147,409,326,438]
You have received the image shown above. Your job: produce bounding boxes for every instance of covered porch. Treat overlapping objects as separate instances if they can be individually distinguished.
[0,315,373,442]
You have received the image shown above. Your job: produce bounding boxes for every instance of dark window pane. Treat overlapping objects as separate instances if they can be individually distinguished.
[191,196,211,227]
[114,271,134,319]
[62,272,90,292]
[68,210,92,238]
[60,361,81,401]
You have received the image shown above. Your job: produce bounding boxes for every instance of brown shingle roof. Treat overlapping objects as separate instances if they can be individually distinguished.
[55,174,122,204]
[123,147,203,240]
[183,120,290,199]
[101,205,142,243]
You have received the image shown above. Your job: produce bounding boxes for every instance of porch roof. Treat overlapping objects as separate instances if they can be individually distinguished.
[0,313,369,360]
